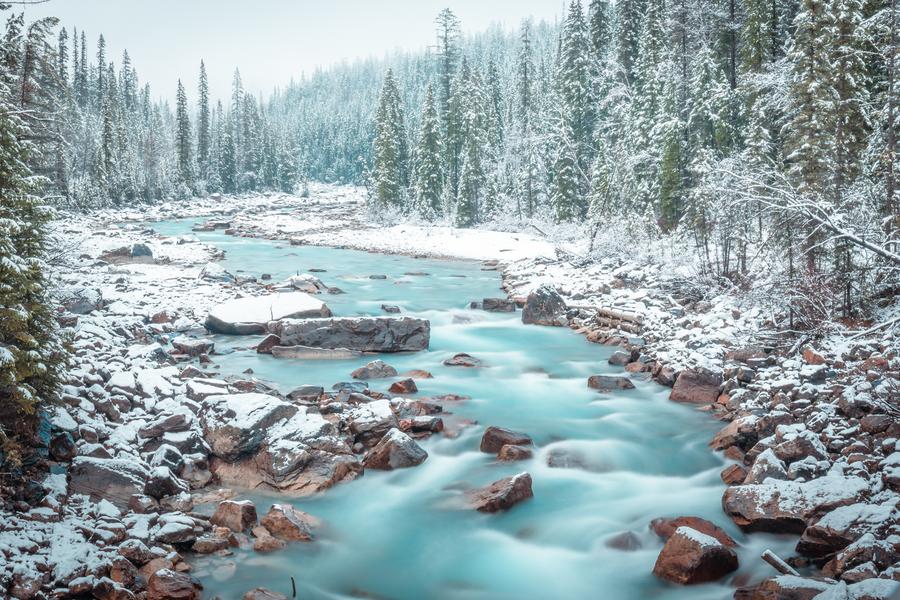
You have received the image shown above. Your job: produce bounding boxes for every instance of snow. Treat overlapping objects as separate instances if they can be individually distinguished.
[207,291,329,325]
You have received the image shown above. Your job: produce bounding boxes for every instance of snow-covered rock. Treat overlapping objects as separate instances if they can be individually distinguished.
[205,292,332,334]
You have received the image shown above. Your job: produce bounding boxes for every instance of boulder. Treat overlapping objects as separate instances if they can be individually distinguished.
[722,476,870,533]
[482,298,516,312]
[480,426,533,454]
[171,336,214,357]
[587,375,635,392]
[210,499,258,532]
[199,262,235,283]
[255,334,281,354]
[144,466,188,499]
[363,428,428,470]
[669,368,722,404]
[796,501,898,558]
[381,304,401,314]
[497,444,533,461]
[147,569,201,600]
[650,516,737,547]
[270,317,429,352]
[467,472,534,513]
[351,360,398,380]
[388,378,418,394]
[521,284,568,326]
[206,292,332,335]
[443,353,482,367]
[738,575,832,600]
[68,457,149,509]
[49,431,77,461]
[652,526,739,584]
[200,393,298,461]
[348,399,398,446]
[57,286,102,314]
[260,504,319,541]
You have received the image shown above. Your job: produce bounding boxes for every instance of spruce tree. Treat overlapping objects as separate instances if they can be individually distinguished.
[616,0,644,82]
[371,69,406,210]
[434,8,460,123]
[175,79,193,190]
[550,119,581,222]
[413,83,443,218]
[197,60,211,184]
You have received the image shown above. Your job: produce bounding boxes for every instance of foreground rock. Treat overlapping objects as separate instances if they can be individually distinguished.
[652,526,739,584]
[68,456,149,509]
[467,472,534,512]
[201,393,298,461]
[587,375,635,392]
[147,569,202,600]
[210,499,258,532]
[364,428,428,469]
[270,316,430,352]
[722,475,870,533]
[521,284,568,326]
[669,368,722,404]
[260,504,318,541]
[206,292,332,334]
[480,426,533,454]
[650,516,737,547]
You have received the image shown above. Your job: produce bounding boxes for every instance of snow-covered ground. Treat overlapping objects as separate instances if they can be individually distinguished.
[1,184,897,599]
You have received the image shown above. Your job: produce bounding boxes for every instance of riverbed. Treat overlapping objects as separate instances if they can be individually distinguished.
[146,218,794,600]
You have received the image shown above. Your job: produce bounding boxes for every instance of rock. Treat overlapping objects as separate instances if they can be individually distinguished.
[192,535,229,554]
[145,466,188,499]
[608,351,633,366]
[147,569,202,600]
[206,292,332,335]
[348,399,399,446]
[201,393,298,461]
[128,494,158,514]
[650,516,737,547]
[606,531,643,551]
[739,575,832,600]
[443,353,482,367]
[49,431,77,461]
[521,284,568,326]
[482,298,516,312]
[260,504,319,541]
[286,385,324,402]
[140,413,191,438]
[271,345,362,359]
[652,526,739,584]
[467,472,534,513]
[154,519,197,544]
[796,501,898,558]
[270,316,430,352]
[68,456,149,509]
[381,304,401,314]
[480,426,533,454]
[744,448,789,484]
[171,336,214,357]
[722,475,870,533]
[388,378,418,394]
[243,589,288,600]
[587,375,635,392]
[252,529,287,553]
[363,428,428,470]
[669,368,722,404]
[210,500,258,532]
[255,334,281,354]
[57,286,102,314]
[721,464,748,485]
[497,444,533,461]
[199,262,235,283]
[119,539,154,565]
[351,360,398,380]
[285,273,327,293]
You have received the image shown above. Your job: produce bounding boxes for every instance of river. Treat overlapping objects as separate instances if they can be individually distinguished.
[144,218,793,600]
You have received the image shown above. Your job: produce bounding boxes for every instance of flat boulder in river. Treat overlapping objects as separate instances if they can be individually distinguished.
[205,292,332,335]
[270,316,430,352]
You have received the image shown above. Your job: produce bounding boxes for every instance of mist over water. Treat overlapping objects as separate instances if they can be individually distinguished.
[147,219,796,600]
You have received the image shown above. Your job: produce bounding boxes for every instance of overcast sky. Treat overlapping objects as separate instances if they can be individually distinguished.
[23,0,565,103]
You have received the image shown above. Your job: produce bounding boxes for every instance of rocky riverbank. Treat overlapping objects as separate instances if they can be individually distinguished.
[1,186,897,600]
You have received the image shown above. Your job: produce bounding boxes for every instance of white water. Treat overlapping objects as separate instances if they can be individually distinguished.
[147,219,796,600]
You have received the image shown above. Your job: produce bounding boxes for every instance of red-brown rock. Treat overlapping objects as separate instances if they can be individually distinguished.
[669,368,722,404]
[255,334,281,354]
[480,426,532,454]
[467,472,533,513]
[497,444,533,461]
[388,378,418,394]
[650,516,737,547]
[209,499,258,532]
[147,569,202,600]
[652,526,739,584]
[259,504,319,541]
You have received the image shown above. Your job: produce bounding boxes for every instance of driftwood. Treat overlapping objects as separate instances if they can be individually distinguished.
[761,549,800,576]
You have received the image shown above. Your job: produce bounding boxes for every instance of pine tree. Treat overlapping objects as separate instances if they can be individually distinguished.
[413,83,443,218]
[516,21,534,131]
[455,67,490,227]
[197,60,211,183]
[550,119,581,222]
[95,34,106,108]
[616,0,644,82]
[435,8,460,123]
[371,69,407,210]
[0,71,66,452]
[588,0,612,59]
[57,27,68,86]
[175,79,193,189]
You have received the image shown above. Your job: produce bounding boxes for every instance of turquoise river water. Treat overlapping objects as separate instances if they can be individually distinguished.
[142,219,795,600]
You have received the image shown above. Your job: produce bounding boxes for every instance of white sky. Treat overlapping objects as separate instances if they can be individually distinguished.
[23,0,565,103]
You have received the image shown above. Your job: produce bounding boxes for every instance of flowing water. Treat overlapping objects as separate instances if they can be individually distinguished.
[143,219,796,600]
